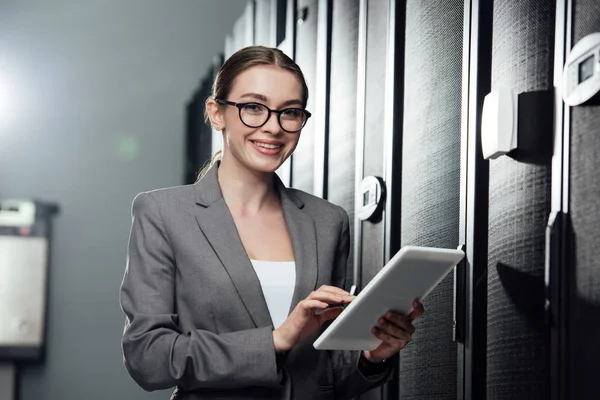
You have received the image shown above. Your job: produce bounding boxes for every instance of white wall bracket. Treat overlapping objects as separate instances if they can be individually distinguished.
[481,88,518,160]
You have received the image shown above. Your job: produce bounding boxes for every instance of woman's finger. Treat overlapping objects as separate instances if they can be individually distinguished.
[373,327,411,349]
[299,299,329,311]
[384,312,414,333]
[372,327,404,347]
[315,306,344,315]
[315,307,344,323]
[378,317,412,341]
[407,301,425,320]
[316,285,350,296]
[308,291,354,304]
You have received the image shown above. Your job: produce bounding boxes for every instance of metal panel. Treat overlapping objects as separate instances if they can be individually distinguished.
[567,1,600,399]
[458,1,492,399]
[358,1,390,398]
[275,0,296,187]
[360,0,388,285]
[273,0,288,46]
[382,0,404,268]
[327,0,359,288]
[353,0,368,295]
[254,0,273,46]
[399,0,464,398]
[313,0,332,198]
[225,33,235,59]
[291,0,319,194]
[0,237,47,348]
[547,1,571,399]
[0,200,57,364]
[0,364,15,400]
[381,2,405,397]
[227,1,255,57]
[211,54,224,155]
[245,1,256,47]
[487,1,555,399]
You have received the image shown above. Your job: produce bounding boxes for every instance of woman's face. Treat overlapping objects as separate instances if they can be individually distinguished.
[217,65,304,174]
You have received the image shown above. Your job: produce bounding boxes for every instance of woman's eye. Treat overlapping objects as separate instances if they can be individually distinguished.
[282,109,303,119]
[244,104,264,113]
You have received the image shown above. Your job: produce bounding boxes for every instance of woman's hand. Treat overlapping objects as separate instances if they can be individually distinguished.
[273,285,354,352]
[363,301,425,363]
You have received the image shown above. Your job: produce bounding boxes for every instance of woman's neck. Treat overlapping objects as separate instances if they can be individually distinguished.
[217,155,279,216]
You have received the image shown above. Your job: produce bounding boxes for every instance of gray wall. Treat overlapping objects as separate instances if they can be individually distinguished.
[0,1,246,399]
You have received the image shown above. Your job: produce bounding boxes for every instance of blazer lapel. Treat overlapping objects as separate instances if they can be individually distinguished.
[193,164,319,328]
[275,178,319,314]
[193,165,273,328]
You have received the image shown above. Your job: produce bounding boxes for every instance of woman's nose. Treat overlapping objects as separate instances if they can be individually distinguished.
[262,111,282,135]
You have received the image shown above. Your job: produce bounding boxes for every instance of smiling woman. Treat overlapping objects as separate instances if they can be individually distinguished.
[119,45,423,400]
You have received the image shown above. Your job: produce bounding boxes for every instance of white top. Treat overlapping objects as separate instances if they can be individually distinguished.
[250,259,296,329]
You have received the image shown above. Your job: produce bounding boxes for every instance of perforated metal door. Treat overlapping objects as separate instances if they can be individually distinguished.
[398,1,464,398]
[567,1,600,399]
[487,1,555,399]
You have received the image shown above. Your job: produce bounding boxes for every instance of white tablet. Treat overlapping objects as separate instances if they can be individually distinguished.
[313,245,465,351]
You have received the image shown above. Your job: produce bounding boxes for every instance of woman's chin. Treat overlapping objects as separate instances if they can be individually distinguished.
[253,161,282,174]
[248,154,287,173]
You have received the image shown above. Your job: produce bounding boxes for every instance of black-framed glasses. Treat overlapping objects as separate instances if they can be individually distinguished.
[216,98,311,133]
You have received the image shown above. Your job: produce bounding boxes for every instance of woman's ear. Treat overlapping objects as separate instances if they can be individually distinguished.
[206,98,225,131]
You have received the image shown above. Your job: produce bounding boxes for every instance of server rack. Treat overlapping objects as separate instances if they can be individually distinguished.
[397,1,465,399]
[486,2,556,398]
[561,1,600,399]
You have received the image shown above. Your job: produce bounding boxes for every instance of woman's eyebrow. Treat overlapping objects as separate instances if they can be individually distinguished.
[239,93,303,107]
[239,92,268,102]
[281,99,304,107]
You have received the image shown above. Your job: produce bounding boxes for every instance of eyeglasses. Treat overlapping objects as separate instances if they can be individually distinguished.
[215,98,311,133]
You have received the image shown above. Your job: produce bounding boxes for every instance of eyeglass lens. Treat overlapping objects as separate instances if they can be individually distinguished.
[240,103,307,132]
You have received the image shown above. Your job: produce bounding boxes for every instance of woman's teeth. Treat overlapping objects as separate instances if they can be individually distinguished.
[254,142,282,149]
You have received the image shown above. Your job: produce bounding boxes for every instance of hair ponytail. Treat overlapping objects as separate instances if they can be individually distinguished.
[196,150,222,182]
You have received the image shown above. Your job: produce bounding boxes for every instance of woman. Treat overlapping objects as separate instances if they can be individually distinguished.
[120,45,423,399]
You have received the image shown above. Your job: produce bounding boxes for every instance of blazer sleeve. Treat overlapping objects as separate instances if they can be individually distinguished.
[119,192,282,392]
[326,207,395,399]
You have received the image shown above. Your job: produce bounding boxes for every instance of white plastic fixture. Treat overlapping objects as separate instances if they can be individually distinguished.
[481,88,518,160]
[562,32,600,106]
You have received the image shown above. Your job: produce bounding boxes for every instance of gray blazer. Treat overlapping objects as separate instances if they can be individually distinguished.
[120,164,392,399]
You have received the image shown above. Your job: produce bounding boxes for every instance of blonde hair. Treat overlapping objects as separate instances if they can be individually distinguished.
[196,45,309,182]
[196,150,222,181]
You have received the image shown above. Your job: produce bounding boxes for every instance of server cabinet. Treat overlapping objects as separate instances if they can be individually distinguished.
[561,1,600,399]
[486,1,556,399]
[398,1,465,399]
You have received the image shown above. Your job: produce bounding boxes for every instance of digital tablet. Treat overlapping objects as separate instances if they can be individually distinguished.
[313,245,465,351]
